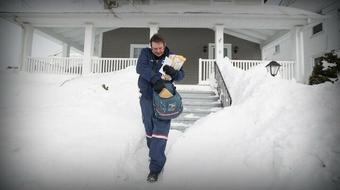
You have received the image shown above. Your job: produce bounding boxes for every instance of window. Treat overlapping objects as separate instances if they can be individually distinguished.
[130,44,149,58]
[312,23,323,35]
[274,44,280,54]
[314,57,323,65]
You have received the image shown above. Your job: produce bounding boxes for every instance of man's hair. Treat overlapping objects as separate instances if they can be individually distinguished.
[150,34,165,46]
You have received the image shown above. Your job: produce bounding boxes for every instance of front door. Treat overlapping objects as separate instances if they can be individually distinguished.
[208,43,232,59]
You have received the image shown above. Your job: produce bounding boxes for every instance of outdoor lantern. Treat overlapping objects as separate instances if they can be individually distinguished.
[265,61,281,77]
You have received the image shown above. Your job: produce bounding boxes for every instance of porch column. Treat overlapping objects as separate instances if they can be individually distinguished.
[83,23,95,74]
[292,26,304,83]
[214,24,224,62]
[21,23,34,70]
[149,23,159,39]
[62,43,70,57]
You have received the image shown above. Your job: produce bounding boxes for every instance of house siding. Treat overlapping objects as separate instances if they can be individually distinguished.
[102,28,261,84]
[102,28,149,58]
[262,2,340,84]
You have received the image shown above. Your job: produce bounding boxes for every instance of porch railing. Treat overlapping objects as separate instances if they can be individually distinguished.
[23,57,295,82]
[91,57,137,73]
[199,58,295,84]
[231,60,263,70]
[198,58,215,85]
[214,61,232,107]
[23,57,83,75]
[23,57,138,75]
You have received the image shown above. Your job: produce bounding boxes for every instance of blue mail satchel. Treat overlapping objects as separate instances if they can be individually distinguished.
[153,83,183,120]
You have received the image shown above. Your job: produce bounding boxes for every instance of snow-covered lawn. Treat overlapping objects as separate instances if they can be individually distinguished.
[0,64,339,190]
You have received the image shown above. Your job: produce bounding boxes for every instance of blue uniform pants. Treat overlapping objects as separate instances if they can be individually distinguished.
[139,97,171,173]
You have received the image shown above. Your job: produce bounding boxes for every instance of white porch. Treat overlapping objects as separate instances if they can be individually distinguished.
[22,57,295,84]
[0,0,326,83]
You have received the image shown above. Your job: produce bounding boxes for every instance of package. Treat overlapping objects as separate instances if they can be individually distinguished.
[159,88,173,98]
[159,54,186,80]
[168,54,186,70]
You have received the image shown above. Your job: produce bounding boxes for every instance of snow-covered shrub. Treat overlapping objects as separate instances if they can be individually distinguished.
[309,50,340,85]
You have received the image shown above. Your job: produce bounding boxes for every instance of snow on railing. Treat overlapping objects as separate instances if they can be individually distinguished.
[22,57,138,75]
[91,57,137,73]
[231,60,263,70]
[198,58,295,84]
[23,57,83,75]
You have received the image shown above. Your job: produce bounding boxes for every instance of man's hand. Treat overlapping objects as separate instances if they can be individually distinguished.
[163,65,178,78]
[153,79,165,94]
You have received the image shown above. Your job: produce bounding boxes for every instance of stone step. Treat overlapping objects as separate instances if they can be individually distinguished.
[169,85,223,131]
[174,116,199,122]
[182,96,219,103]
[171,122,191,132]
[183,101,222,107]
[178,90,216,96]
[172,119,196,129]
[181,111,212,117]
[183,106,222,111]
[183,106,222,113]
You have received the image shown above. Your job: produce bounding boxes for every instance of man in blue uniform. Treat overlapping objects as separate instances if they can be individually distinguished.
[136,34,184,182]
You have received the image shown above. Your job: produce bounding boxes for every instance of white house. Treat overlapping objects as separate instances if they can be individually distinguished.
[263,0,340,83]
[0,0,339,84]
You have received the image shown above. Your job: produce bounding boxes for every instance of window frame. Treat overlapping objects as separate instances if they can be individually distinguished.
[130,44,149,58]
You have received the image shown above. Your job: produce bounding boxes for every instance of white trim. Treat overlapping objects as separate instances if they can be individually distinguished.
[231,29,268,41]
[262,30,290,49]
[224,29,263,44]
[130,44,149,58]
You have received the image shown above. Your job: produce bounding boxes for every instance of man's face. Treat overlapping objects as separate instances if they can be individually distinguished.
[151,41,165,57]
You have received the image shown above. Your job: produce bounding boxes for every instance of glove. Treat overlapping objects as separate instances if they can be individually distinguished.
[163,65,178,78]
[153,79,165,94]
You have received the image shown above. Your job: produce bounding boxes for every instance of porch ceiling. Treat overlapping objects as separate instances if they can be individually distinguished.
[35,27,113,52]
[0,1,324,49]
[36,27,280,50]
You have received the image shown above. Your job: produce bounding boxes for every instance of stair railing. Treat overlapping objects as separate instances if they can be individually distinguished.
[214,60,232,107]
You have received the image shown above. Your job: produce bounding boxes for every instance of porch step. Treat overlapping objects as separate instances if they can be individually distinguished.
[183,101,222,107]
[181,94,219,100]
[171,85,223,131]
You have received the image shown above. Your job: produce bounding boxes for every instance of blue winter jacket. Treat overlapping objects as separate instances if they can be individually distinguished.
[136,47,185,100]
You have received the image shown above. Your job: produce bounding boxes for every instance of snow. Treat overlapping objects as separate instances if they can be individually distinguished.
[175,84,213,92]
[0,63,339,190]
[322,60,337,70]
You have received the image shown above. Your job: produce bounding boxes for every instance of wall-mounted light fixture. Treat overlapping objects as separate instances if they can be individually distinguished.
[233,46,239,54]
[203,45,207,53]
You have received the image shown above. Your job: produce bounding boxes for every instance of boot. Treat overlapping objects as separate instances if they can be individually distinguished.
[147,172,159,182]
